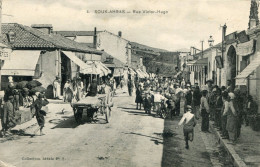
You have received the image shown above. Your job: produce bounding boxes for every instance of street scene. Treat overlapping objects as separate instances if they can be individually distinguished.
[0,0,260,167]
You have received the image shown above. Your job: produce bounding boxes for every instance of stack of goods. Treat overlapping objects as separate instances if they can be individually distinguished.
[15,80,46,96]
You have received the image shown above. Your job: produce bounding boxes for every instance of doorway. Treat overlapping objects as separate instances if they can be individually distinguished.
[227,45,237,88]
[61,52,72,95]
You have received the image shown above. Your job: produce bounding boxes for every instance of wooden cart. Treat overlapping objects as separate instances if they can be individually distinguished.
[71,94,111,124]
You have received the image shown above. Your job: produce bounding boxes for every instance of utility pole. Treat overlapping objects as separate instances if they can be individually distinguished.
[201,40,204,58]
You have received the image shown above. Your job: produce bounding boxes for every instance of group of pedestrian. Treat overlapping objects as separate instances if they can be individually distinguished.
[195,79,257,145]
[1,82,49,137]
[132,76,192,118]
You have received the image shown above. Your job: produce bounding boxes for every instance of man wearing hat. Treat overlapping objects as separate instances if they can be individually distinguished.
[178,105,197,149]
[1,96,15,136]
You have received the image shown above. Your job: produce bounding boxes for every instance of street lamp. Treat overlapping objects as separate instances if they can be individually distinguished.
[208,35,214,47]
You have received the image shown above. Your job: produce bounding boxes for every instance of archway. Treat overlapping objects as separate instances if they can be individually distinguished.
[227,45,237,89]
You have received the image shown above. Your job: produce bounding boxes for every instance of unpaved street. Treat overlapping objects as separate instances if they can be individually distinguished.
[0,90,232,167]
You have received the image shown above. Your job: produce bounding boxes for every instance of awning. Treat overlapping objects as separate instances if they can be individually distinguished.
[2,50,41,76]
[174,71,182,78]
[62,51,92,75]
[236,53,260,85]
[95,61,111,75]
[84,61,103,75]
[128,68,136,75]
[136,69,145,78]
[143,71,149,77]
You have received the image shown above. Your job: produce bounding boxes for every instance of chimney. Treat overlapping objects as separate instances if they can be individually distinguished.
[31,24,53,34]
[248,0,259,29]
[118,31,122,37]
[93,27,97,49]
[249,18,257,29]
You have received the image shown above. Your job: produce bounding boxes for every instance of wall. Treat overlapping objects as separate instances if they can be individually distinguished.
[83,53,101,61]
[36,51,58,89]
[97,31,130,66]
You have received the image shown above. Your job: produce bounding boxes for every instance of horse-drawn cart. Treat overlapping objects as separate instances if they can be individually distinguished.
[71,94,112,124]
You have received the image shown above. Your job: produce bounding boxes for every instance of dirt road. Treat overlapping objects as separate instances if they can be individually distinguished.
[0,89,232,167]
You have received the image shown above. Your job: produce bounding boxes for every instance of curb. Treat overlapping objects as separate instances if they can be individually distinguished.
[209,122,247,167]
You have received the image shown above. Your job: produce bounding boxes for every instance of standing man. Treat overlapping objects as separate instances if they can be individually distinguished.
[215,88,223,130]
[221,91,229,139]
[128,75,133,96]
[200,90,210,132]
[53,76,61,99]
[178,105,197,149]
[192,85,201,119]
[1,96,15,136]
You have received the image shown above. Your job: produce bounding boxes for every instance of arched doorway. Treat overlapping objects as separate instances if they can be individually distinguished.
[227,45,237,88]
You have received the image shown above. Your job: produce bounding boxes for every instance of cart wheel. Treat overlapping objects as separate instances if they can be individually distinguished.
[161,107,168,119]
[105,107,111,123]
[74,108,83,124]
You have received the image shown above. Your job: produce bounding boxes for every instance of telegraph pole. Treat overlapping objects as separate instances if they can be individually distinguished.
[201,40,204,58]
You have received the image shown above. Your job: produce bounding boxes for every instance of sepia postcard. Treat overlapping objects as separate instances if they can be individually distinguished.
[0,0,259,167]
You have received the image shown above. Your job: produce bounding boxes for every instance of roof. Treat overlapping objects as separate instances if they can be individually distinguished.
[192,42,222,59]
[194,58,208,65]
[101,52,125,68]
[54,31,102,37]
[1,23,102,54]
[31,24,53,28]
[77,43,94,48]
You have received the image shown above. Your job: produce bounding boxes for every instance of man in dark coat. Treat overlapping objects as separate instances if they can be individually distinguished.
[128,78,133,96]
[87,79,98,97]
[192,85,201,119]
[1,96,15,136]
[32,93,49,136]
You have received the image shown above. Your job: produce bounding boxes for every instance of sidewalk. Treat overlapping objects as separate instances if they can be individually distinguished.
[209,121,260,167]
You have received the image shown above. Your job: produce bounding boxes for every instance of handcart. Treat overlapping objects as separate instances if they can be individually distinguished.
[71,94,111,124]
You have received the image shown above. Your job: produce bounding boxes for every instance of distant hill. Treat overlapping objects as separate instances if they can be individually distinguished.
[130,42,168,53]
[173,48,190,53]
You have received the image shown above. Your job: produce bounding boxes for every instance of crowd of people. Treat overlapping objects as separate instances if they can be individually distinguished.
[129,75,258,147]
[1,82,49,137]
[0,75,116,137]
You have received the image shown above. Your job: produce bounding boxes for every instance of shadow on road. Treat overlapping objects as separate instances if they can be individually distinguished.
[50,114,108,129]
[119,107,158,117]
[123,132,163,145]
[161,118,183,167]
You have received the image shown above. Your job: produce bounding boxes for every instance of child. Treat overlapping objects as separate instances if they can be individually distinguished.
[178,105,196,149]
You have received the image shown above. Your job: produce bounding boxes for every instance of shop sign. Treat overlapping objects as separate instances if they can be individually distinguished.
[215,56,223,69]
[237,40,255,56]
[0,49,11,60]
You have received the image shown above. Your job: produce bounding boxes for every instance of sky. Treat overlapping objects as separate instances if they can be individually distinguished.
[2,0,252,51]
